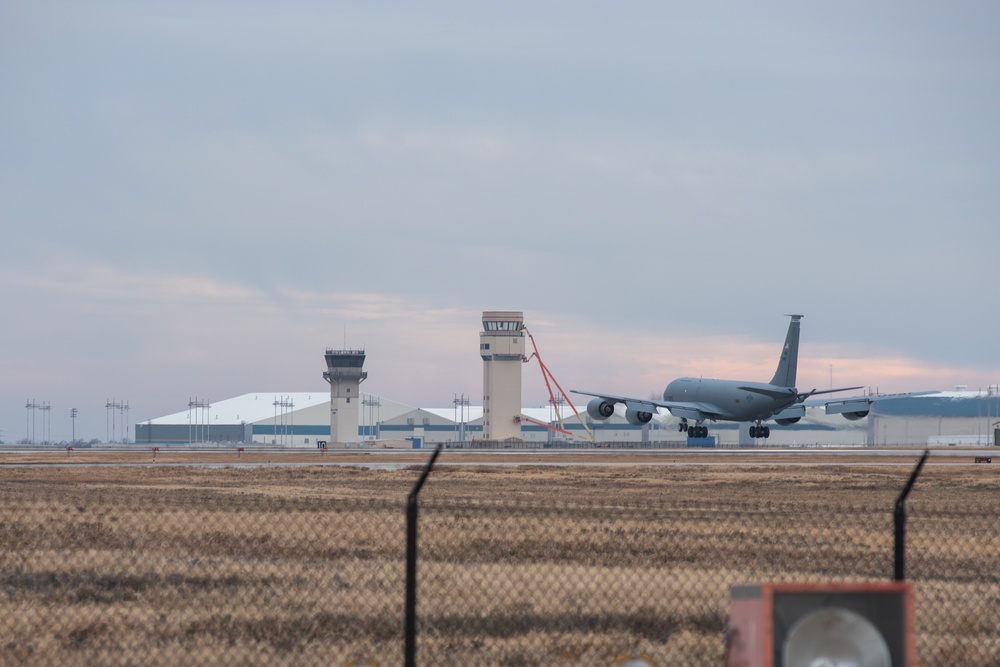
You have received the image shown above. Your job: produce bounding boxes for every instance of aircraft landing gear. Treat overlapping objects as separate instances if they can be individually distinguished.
[680,420,709,439]
[749,422,771,439]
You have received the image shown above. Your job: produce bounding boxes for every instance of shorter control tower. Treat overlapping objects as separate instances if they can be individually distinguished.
[480,311,525,440]
[323,349,368,445]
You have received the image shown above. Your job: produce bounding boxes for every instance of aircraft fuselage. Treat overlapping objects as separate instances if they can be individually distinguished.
[663,378,798,422]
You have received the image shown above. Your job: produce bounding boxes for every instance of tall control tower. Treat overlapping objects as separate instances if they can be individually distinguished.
[480,311,525,440]
[323,349,367,445]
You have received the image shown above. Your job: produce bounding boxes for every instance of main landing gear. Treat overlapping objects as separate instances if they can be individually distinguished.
[749,422,771,439]
[679,420,709,439]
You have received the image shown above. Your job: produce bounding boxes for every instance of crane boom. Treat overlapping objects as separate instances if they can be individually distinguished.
[522,326,595,443]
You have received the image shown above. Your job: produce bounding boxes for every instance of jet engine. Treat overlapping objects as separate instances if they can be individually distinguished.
[826,399,872,422]
[587,398,615,420]
[625,407,653,426]
[773,405,805,427]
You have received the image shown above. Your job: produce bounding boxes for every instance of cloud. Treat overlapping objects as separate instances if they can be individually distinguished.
[3,1,998,441]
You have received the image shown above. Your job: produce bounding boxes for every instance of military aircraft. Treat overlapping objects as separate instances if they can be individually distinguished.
[572,315,873,439]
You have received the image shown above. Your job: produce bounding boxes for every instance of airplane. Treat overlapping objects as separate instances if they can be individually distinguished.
[572,315,874,440]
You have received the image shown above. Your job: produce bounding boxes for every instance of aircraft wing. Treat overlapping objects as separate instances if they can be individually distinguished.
[570,390,726,420]
[740,385,864,402]
[807,391,938,415]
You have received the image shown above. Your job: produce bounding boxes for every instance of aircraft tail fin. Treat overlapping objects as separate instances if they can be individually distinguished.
[769,314,802,387]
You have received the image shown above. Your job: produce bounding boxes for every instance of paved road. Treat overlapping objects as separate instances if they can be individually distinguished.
[0,446,993,469]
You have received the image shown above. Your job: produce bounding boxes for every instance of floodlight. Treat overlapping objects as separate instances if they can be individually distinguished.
[727,582,913,667]
[783,607,890,667]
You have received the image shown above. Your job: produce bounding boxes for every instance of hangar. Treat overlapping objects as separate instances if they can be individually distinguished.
[868,388,1000,446]
[133,391,665,447]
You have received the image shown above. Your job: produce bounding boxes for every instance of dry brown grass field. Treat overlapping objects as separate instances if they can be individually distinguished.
[0,449,996,666]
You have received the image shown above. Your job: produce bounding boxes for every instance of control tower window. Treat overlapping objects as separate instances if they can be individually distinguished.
[485,321,521,331]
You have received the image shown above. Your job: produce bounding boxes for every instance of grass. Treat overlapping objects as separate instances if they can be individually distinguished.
[0,453,996,665]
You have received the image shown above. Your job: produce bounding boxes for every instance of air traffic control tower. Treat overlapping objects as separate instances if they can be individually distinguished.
[480,311,525,440]
[323,348,367,446]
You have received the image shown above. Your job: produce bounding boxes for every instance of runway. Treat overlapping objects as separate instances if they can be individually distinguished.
[0,446,992,469]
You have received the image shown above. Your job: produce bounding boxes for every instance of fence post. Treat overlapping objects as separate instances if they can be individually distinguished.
[405,444,442,667]
[894,449,929,581]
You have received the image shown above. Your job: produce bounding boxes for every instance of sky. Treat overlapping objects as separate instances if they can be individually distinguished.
[2,1,999,442]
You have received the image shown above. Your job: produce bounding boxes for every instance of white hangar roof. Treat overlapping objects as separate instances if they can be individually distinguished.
[147,392,332,425]
[422,406,590,423]
[148,393,591,427]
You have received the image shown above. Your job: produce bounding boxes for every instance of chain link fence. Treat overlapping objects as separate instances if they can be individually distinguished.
[1,465,997,666]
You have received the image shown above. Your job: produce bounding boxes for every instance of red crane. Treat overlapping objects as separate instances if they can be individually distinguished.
[520,326,595,443]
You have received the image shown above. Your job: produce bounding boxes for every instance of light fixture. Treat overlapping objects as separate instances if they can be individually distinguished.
[727,582,913,667]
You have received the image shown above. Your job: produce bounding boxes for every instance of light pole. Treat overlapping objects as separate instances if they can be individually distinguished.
[363,396,381,441]
[25,400,40,445]
[70,408,78,444]
[41,402,51,444]
[453,394,470,444]
[119,401,130,444]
